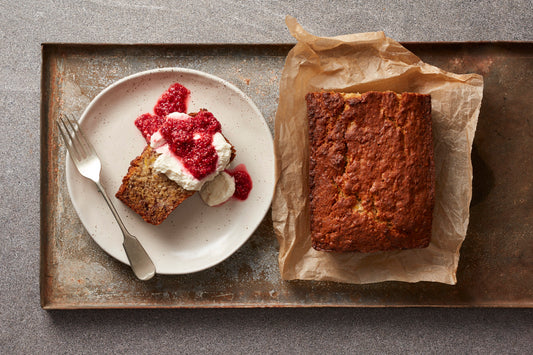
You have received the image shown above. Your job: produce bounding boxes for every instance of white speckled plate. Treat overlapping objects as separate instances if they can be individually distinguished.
[66,68,275,275]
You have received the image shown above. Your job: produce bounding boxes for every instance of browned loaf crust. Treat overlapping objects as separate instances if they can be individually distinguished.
[115,145,196,225]
[306,91,435,252]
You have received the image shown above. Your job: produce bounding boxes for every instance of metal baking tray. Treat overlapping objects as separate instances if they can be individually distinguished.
[40,42,533,309]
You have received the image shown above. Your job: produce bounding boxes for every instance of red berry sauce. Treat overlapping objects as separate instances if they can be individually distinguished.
[160,110,222,180]
[135,83,190,142]
[226,164,253,200]
[154,83,190,116]
[133,82,252,197]
[135,113,166,142]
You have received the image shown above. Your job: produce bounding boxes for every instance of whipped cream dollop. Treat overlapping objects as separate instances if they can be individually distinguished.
[199,171,236,206]
[150,112,233,191]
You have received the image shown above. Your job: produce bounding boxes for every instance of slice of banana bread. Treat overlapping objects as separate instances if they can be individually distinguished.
[115,145,195,225]
[116,137,236,225]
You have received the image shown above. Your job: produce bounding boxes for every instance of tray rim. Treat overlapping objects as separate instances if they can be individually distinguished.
[40,41,533,310]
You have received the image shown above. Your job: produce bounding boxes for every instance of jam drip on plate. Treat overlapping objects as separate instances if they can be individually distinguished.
[226,164,253,200]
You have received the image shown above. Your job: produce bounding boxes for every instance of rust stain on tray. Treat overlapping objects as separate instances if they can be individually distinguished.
[40,43,533,309]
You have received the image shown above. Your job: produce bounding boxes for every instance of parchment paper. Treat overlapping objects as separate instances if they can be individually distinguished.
[272,16,484,284]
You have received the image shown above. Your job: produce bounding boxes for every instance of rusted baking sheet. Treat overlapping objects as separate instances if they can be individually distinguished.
[41,42,533,309]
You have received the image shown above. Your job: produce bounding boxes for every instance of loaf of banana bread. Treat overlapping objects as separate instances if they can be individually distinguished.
[307,91,434,252]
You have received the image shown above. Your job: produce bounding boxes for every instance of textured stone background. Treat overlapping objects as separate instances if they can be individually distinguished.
[1,1,532,353]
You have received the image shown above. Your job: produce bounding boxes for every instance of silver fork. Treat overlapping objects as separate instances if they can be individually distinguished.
[57,114,156,281]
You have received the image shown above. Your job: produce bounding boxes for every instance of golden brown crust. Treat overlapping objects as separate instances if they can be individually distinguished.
[307,91,434,252]
[115,146,195,225]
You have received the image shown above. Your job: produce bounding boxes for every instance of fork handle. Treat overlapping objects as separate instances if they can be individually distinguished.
[95,181,156,281]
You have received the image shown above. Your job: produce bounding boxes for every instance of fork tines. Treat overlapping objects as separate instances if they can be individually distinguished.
[56,114,93,160]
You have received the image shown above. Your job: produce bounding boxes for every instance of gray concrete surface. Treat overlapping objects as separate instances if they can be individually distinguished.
[1,1,532,353]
